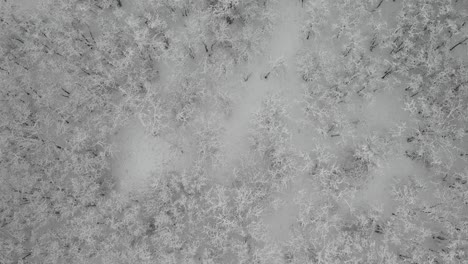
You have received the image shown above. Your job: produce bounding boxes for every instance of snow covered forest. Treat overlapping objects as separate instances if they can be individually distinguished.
[1,0,468,263]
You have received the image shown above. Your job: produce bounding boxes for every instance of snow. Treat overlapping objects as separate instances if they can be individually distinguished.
[110,118,173,193]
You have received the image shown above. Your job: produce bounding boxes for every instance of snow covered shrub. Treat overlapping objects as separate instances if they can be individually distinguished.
[203,0,275,62]
[248,94,301,189]
[382,175,457,263]
[150,0,275,76]
[192,114,225,167]
[297,49,348,134]
[385,0,468,172]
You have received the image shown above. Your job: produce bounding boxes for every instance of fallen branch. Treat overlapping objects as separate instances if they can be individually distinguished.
[450,37,468,51]
[373,0,384,12]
